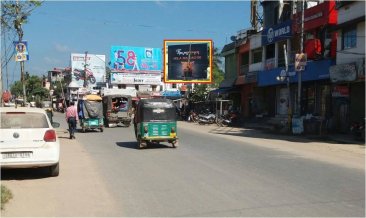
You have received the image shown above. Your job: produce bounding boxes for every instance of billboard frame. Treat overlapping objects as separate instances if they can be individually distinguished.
[163,39,213,84]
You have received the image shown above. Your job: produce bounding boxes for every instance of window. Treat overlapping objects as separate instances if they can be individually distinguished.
[342,27,357,49]
[266,44,275,59]
[1,112,49,129]
[252,48,262,64]
[240,52,249,65]
[172,83,177,89]
[118,84,126,89]
[277,40,287,68]
[152,85,157,92]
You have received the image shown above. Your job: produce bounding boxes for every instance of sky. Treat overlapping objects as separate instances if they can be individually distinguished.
[2,0,251,89]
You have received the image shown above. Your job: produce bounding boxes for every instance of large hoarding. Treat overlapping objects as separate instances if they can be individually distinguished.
[110,46,162,72]
[71,53,106,88]
[164,40,212,83]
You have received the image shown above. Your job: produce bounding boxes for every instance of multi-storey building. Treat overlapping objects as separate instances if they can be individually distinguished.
[221,0,360,134]
[329,0,365,132]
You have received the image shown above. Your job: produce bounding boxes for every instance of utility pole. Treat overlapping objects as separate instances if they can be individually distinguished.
[284,44,292,132]
[15,0,27,106]
[83,51,88,88]
[297,0,305,115]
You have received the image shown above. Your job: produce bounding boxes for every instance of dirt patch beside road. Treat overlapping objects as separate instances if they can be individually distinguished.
[1,130,118,217]
[179,122,365,170]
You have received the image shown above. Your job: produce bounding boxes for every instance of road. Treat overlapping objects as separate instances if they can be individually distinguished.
[1,112,365,217]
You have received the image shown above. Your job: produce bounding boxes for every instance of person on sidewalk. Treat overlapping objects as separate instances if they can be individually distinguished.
[65,101,78,139]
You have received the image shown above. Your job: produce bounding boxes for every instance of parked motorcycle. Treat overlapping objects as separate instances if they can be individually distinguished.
[350,119,365,141]
[216,114,232,127]
[198,110,216,125]
[73,68,96,84]
[188,111,199,123]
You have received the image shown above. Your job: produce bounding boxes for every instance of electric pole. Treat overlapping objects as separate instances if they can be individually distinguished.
[297,0,305,115]
[15,0,27,106]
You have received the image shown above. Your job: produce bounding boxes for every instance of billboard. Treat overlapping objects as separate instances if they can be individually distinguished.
[164,40,212,83]
[110,46,162,72]
[14,41,29,61]
[71,53,106,88]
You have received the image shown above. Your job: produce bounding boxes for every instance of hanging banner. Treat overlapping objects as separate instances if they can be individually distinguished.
[14,41,29,61]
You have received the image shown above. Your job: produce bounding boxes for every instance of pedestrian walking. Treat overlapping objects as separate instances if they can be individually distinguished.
[65,101,78,139]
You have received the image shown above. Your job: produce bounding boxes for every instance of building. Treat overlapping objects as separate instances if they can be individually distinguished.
[221,0,350,134]
[329,0,365,132]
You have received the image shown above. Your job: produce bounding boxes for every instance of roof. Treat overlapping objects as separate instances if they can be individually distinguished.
[221,42,236,54]
[219,77,237,88]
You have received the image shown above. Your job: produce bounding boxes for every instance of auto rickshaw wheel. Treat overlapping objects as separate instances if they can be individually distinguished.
[100,128,103,132]
[82,127,86,133]
[137,137,144,149]
[172,141,178,148]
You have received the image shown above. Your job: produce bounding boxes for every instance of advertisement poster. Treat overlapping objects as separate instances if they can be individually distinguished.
[110,46,162,72]
[110,72,161,85]
[71,53,106,88]
[164,40,212,83]
[14,41,29,61]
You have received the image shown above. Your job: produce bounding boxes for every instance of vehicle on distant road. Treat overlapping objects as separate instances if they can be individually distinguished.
[0,107,61,177]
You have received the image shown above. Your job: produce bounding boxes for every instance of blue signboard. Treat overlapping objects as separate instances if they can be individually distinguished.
[257,59,334,87]
[110,46,162,72]
[262,20,292,45]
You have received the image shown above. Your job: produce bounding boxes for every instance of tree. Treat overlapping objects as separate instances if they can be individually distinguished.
[10,75,48,101]
[1,0,43,105]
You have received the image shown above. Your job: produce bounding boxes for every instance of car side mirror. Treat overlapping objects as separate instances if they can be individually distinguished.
[52,122,60,128]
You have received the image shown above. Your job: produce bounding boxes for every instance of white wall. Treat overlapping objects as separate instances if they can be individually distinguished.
[336,21,365,65]
[249,32,262,49]
[337,1,365,24]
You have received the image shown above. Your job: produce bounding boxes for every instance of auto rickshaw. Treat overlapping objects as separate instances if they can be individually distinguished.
[134,98,178,149]
[102,95,132,127]
[78,94,104,133]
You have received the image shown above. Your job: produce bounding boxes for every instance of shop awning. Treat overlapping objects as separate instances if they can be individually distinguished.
[219,78,237,88]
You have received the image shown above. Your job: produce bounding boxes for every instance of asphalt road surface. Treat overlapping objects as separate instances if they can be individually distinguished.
[2,112,365,217]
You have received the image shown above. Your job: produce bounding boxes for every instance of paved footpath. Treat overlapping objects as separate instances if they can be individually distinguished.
[1,129,118,217]
[179,121,365,170]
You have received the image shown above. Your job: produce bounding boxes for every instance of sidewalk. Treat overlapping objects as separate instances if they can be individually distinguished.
[178,121,365,170]
[242,120,365,146]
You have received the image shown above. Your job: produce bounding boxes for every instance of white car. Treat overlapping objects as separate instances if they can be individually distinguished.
[0,107,60,176]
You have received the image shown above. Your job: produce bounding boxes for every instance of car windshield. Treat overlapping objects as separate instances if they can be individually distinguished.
[0,112,49,129]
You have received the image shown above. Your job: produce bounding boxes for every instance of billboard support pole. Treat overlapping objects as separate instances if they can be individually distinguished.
[83,51,88,88]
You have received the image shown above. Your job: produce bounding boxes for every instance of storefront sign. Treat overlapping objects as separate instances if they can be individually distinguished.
[295,53,307,71]
[332,86,349,97]
[243,71,257,84]
[292,1,337,32]
[110,72,161,85]
[329,63,357,83]
[262,20,292,45]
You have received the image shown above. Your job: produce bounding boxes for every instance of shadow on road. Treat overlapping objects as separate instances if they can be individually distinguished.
[116,141,174,150]
[1,168,52,181]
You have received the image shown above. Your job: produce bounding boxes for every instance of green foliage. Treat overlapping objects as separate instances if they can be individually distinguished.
[1,0,43,33]
[190,84,208,102]
[1,185,13,210]
[10,75,49,101]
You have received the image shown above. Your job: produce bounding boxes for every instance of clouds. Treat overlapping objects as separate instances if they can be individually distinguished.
[55,43,70,52]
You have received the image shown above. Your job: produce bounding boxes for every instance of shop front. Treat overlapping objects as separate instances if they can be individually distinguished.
[329,60,365,133]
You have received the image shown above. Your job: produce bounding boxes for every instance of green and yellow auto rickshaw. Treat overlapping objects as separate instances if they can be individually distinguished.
[133,98,178,149]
